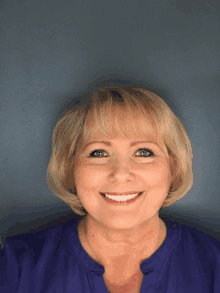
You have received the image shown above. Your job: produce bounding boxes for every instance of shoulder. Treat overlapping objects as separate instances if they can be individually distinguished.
[0,217,79,291]
[163,218,220,248]
[177,222,220,264]
[0,217,82,292]
[163,218,220,263]
[180,222,220,246]
[3,217,77,252]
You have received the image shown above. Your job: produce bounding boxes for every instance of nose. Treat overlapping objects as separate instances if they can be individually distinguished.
[109,156,134,182]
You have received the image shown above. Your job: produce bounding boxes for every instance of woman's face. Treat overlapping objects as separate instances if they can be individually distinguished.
[74,129,172,231]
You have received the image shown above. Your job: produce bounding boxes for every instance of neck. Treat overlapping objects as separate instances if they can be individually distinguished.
[79,214,166,265]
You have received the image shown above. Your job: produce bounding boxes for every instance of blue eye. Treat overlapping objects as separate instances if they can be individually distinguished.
[89,149,107,157]
[137,148,154,157]
[89,148,154,158]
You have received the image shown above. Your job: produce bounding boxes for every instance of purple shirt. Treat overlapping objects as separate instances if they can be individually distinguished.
[0,217,220,292]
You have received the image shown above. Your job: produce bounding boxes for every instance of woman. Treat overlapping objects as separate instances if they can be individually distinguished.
[1,87,220,293]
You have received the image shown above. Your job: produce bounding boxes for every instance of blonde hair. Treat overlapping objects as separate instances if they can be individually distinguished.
[47,87,193,216]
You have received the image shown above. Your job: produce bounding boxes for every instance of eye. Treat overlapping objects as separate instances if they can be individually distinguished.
[88,148,154,158]
[136,148,154,157]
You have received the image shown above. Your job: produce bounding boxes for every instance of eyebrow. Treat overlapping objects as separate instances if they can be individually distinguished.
[82,140,160,151]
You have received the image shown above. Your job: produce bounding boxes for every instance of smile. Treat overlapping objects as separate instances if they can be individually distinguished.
[100,191,144,204]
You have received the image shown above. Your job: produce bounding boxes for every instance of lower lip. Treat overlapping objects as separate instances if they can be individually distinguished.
[100,192,144,205]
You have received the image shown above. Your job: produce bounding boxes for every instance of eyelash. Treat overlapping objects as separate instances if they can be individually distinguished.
[89,148,155,158]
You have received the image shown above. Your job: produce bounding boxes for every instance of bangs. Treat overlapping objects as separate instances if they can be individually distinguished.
[82,97,161,145]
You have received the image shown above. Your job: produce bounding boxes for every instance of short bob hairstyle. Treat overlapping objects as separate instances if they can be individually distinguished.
[47,87,193,216]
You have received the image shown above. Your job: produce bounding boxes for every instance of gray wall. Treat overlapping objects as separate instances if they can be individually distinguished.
[1,0,220,247]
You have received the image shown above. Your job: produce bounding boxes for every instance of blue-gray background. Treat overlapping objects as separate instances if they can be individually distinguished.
[0,0,220,248]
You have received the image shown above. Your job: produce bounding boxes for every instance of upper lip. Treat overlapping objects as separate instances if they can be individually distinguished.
[100,191,143,195]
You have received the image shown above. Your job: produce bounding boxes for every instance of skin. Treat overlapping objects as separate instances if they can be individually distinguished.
[74,128,172,282]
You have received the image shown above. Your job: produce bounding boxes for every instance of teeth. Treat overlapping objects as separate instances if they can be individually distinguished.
[104,193,139,201]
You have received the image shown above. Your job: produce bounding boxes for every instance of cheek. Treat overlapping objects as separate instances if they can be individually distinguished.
[143,162,171,186]
[74,165,104,192]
